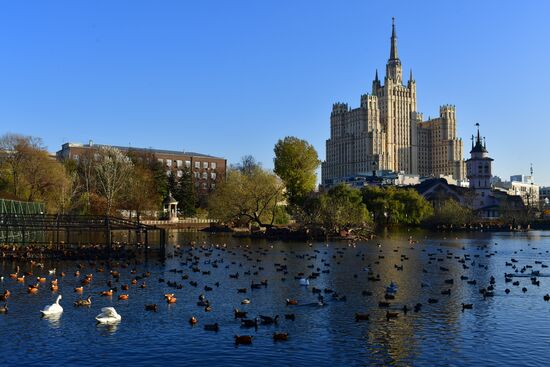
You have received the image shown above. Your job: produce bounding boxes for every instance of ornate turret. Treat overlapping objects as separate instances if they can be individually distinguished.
[470,123,487,154]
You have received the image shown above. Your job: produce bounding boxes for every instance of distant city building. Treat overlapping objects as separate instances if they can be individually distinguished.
[56,141,227,196]
[493,176,540,208]
[322,18,465,187]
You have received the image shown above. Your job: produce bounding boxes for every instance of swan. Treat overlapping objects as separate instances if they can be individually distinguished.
[41,295,63,316]
[95,307,121,324]
[299,278,309,286]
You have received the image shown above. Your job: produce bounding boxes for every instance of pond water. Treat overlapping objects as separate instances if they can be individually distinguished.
[1,230,550,366]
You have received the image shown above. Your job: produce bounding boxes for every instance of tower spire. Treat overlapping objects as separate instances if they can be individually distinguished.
[390,17,398,60]
[375,69,379,81]
[386,17,402,83]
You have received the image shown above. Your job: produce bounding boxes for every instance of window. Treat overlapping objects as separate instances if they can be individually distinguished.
[211,172,217,180]
[202,172,207,179]
[194,172,200,179]
[166,170,171,176]
[177,170,183,178]
[166,159,172,167]
[176,160,183,168]
[195,161,200,169]
[185,160,191,168]
[211,162,217,170]
[203,162,209,169]
[158,158,164,164]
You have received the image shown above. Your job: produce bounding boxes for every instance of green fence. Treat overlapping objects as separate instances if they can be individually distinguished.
[0,199,45,243]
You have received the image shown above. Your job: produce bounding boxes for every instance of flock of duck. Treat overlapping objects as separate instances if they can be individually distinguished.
[1,236,549,346]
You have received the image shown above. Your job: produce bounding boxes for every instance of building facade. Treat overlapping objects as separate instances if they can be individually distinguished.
[322,19,465,187]
[56,142,227,195]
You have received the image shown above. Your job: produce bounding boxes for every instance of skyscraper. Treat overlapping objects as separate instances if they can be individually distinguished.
[322,19,465,186]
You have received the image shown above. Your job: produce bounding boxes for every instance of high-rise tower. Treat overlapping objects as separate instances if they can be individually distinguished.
[321,19,465,187]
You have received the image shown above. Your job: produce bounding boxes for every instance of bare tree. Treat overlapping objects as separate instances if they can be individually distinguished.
[94,147,133,215]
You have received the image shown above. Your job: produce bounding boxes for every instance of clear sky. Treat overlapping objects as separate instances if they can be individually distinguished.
[0,1,549,185]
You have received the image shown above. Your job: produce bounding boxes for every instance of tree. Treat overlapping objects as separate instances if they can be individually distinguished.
[94,147,133,215]
[231,155,261,175]
[0,133,44,198]
[0,133,72,212]
[122,165,160,222]
[361,186,433,226]
[208,166,284,227]
[319,184,370,234]
[175,167,196,217]
[425,199,473,227]
[274,136,320,205]
[76,148,97,213]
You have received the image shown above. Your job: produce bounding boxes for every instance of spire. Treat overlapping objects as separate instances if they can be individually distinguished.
[375,69,379,82]
[409,68,414,82]
[390,17,398,60]
[471,123,488,153]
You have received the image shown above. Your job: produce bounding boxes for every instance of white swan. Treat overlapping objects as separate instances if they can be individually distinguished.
[48,268,56,275]
[41,295,63,316]
[299,278,309,286]
[95,307,121,324]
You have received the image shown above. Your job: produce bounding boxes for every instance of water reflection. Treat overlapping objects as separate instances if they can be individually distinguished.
[41,313,62,328]
[96,322,120,334]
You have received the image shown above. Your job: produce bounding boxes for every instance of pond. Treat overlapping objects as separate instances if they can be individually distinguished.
[1,230,549,366]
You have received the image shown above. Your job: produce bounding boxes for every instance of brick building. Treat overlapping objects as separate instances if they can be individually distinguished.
[56,142,226,196]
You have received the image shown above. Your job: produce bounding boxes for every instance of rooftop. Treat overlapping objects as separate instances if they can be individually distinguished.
[60,142,224,160]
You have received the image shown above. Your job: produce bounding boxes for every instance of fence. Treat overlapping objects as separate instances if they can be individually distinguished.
[0,199,45,242]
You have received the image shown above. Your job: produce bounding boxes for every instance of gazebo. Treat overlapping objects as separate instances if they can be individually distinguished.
[163,193,179,222]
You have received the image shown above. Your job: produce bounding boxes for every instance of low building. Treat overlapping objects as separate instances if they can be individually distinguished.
[492,177,540,209]
[56,141,227,198]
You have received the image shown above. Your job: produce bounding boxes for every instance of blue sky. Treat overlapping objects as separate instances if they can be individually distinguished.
[0,1,549,185]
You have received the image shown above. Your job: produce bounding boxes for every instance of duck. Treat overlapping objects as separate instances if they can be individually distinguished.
[74,296,92,307]
[386,311,399,320]
[544,294,550,301]
[285,313,295,321]
[259,315,278,325]
[189,316,198,325]
[28,283,39,294]
[241,318,258,328]
[145,304,158,312]
[100,290,113,297]
[299,278,310,286]
[121,284,129,290]
[286,298,298,306]
[234,308,247,319]
[74,286,84,293]
[41,295,63,316]
[50,283,59,292]
[37,277,47,283]
[16,275,25,283]
[95,307,121,324]
[0,303,7,313]
[203,323,219,332]
[355,313,370,321]
[48,268,56,275]
[0,290,10,301]
[235,335,253,345]
[118,294,129,301]
[166,295,177,304]
[241,298,251,305]
[9,266,20,279]
[462,303,473,310]
[273,332,289,341]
